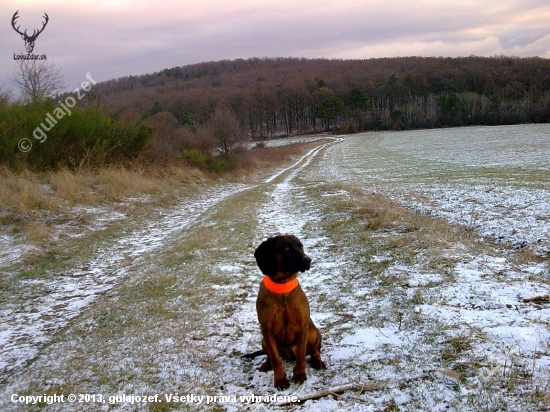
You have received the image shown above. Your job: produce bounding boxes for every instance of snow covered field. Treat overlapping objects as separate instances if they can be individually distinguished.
[319,124,550,255]
[1,125,549,411]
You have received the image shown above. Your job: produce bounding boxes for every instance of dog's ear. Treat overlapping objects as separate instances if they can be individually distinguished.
[254,237,277,276]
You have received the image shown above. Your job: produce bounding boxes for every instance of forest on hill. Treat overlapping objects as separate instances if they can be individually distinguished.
[2,56,550,170]
[97,56,550,137]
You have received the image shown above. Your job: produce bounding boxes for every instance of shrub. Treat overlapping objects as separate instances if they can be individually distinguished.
[0,101,152,170]
[181,148,235,173]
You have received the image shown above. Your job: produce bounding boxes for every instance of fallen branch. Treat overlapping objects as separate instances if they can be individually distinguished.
[319,314,355,333]
[523,294,550,303]
[276,381,385,407]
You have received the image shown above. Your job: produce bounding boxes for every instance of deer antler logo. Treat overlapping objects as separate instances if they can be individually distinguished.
[11,10,49,54]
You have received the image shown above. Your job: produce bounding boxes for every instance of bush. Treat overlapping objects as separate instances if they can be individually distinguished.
[0,101,151,170]
[181,148,235,173]
[143,111,189,163]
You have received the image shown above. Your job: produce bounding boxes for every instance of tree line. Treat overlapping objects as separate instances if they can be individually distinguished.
[97,56,550,137]
[2,56,549,171]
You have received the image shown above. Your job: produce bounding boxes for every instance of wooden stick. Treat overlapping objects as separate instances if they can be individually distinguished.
[523,294,550,303]
[276,381,385,406]
[319,314,355,333]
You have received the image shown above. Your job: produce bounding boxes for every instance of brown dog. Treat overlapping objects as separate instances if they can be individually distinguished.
[253,235,326,389]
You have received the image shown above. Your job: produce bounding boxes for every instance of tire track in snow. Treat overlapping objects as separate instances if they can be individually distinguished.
[0,183,250,385]
[231,138,344,383]
[258,137,343,237]
[264,137,343,184]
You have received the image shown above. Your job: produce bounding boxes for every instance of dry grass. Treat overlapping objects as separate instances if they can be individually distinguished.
[0,164,206,261]
[0,141,322,264]
[25,223,54,245]
[0,164,205,215]
[318,182,487,277]
[49,169,99,205]
[335,187,480,252]
[513,247,547,265]
[164,165,206,184]
[0,167,55,217]
[97,167,165,200]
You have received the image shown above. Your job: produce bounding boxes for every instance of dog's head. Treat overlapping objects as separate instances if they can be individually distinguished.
[254,235,311,282]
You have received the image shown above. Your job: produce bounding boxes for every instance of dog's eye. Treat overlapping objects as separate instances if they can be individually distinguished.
[285,247,290,253]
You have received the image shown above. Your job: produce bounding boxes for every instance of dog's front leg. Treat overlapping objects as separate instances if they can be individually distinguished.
[291,326,308,383]
[261,328,289,389]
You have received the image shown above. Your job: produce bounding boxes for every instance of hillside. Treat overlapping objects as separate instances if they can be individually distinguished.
[4,56,550,172]
[3,56,549,171]
[96,56,550,136]
[2,128,549,411]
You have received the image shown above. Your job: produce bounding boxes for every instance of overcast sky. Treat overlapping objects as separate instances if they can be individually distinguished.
[1,0,550,95]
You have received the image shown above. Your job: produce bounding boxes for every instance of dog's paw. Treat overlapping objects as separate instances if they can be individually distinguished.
[291,370,307,384]
[259,361,272,372]
[310,357,326,370]
[275,375,290,390]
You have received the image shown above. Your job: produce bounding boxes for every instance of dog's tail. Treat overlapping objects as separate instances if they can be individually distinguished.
[240,349,265,359]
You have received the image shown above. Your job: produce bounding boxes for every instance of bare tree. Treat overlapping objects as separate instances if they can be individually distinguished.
[208,107,246,158]
[11,59,65,103]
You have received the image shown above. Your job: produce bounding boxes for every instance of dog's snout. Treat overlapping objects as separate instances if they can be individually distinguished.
[301,255,311,271]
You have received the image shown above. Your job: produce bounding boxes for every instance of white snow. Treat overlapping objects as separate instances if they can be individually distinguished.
[318,124,550,255]
[0,183,250,382]
[1,124,549,411]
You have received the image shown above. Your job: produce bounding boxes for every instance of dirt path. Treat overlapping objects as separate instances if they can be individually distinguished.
[0,138,344,409]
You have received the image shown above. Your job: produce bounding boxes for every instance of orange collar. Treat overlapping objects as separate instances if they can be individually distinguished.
[263,275,299,294]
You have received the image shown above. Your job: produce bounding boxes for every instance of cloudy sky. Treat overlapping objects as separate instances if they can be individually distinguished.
[1,0,549,94]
